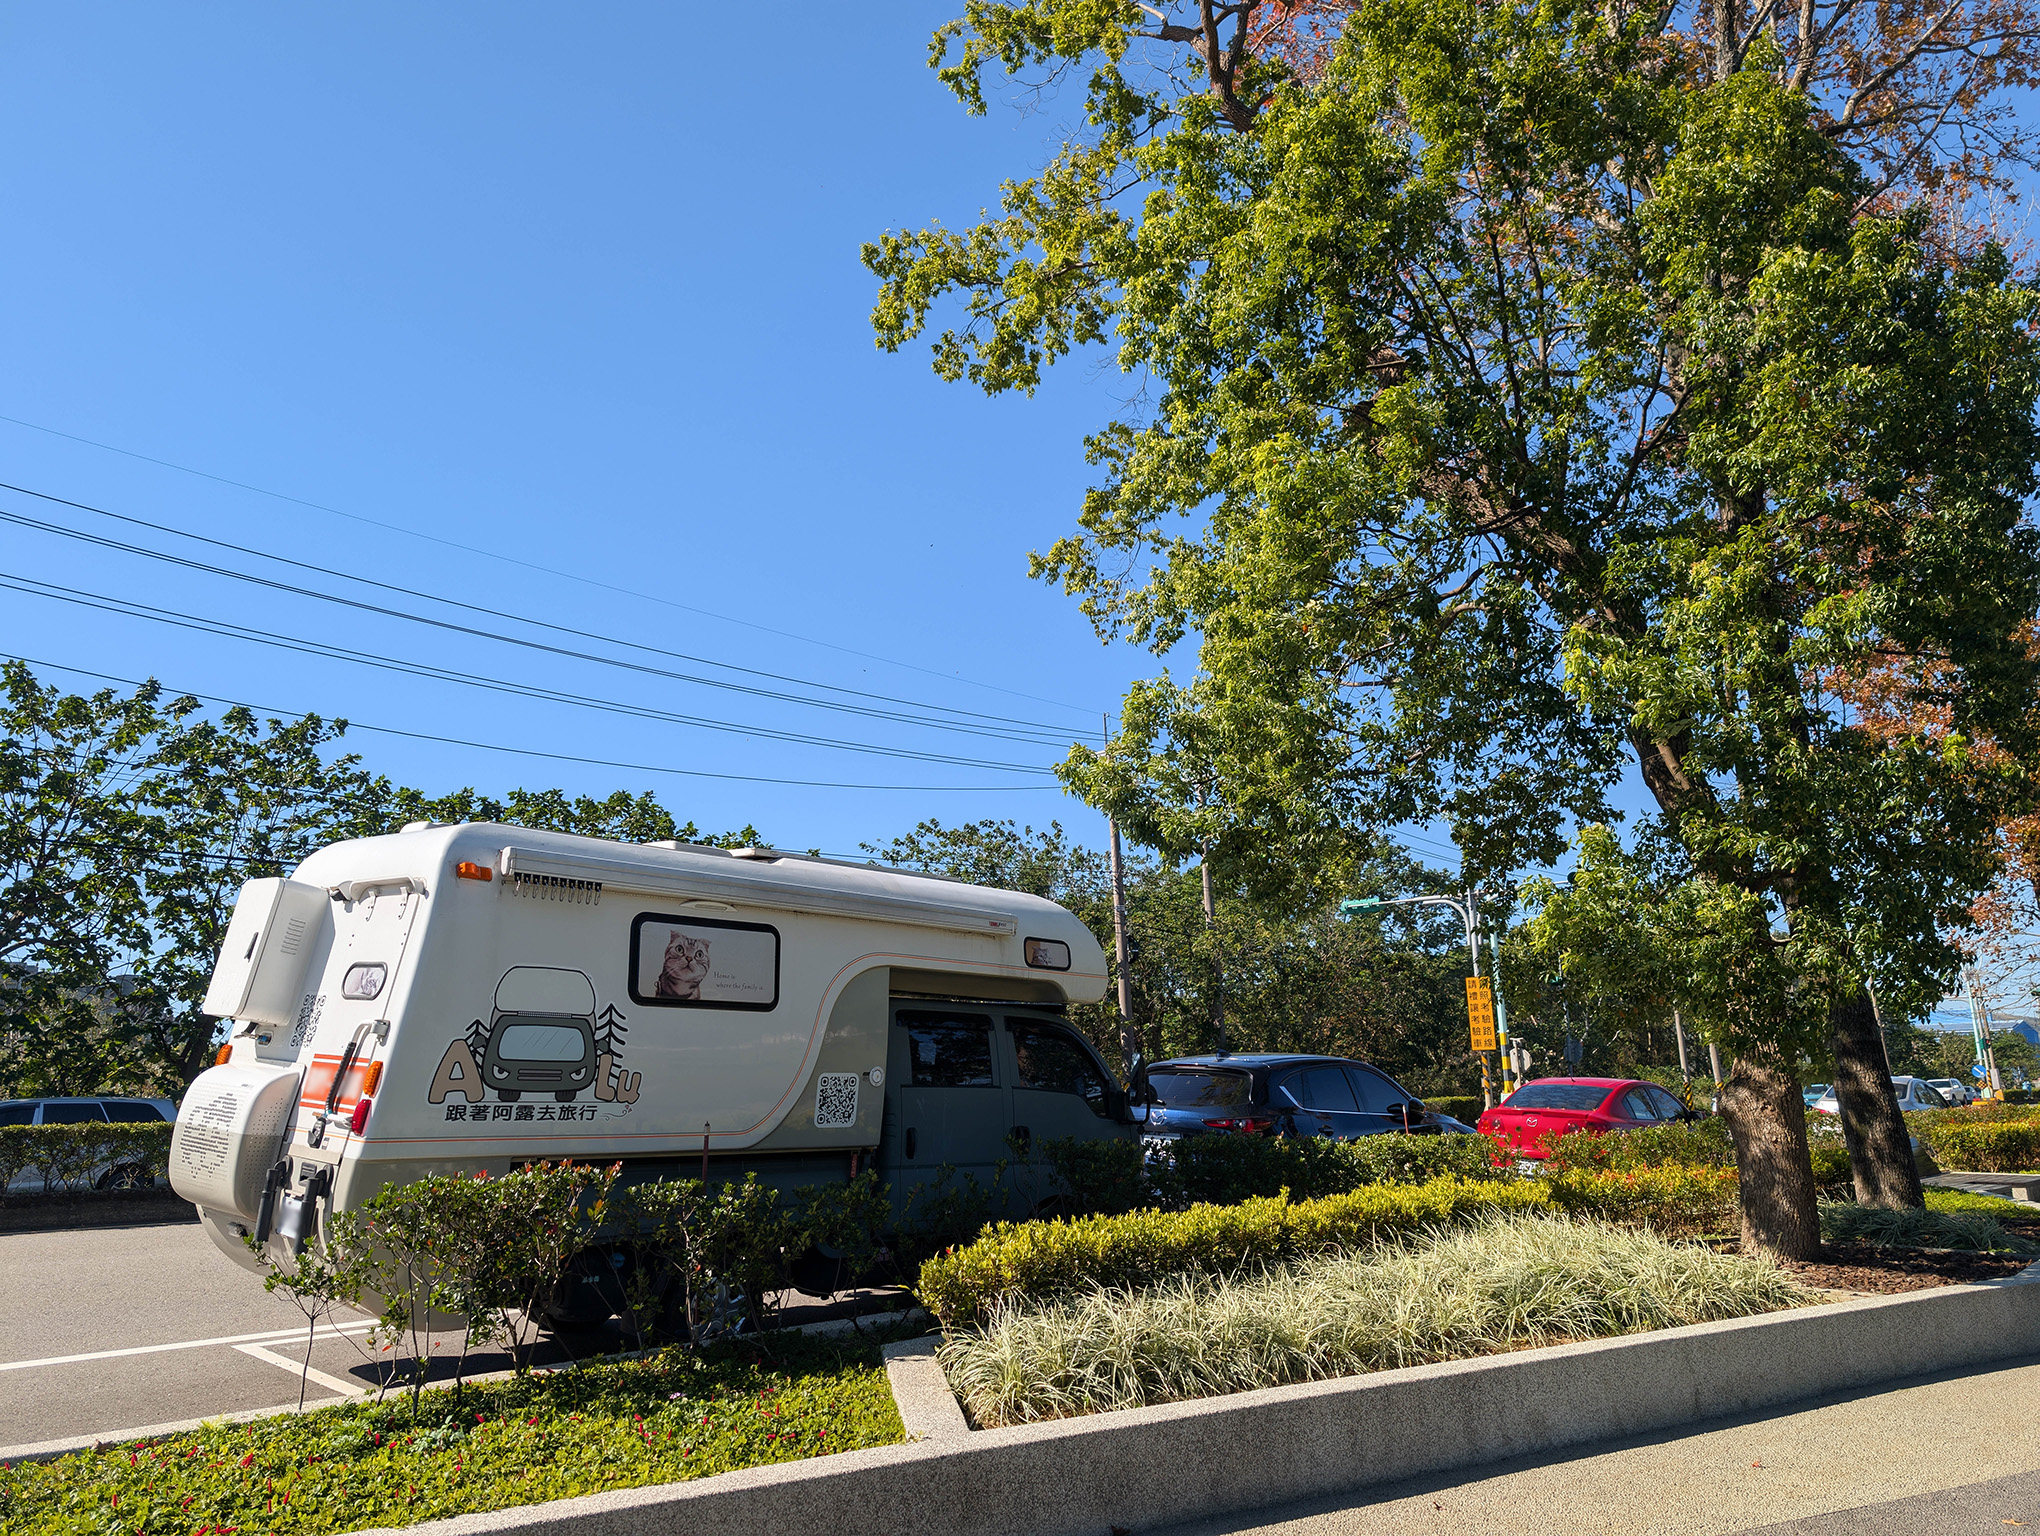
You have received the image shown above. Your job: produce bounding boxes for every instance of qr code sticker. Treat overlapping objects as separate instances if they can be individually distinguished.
[814,1072,859,1129]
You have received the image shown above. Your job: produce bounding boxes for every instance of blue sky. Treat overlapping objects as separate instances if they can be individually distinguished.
[0,4,1181,860]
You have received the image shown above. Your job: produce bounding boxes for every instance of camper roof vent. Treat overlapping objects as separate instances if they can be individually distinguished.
[729,847,783,862]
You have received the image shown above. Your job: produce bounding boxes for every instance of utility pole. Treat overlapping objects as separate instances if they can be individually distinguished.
[1708,1042,1725,1112]
[1340,886,1495,1106]
[1962,967,2004,1101]
[1107,814,1139,1076]
[1489,927,1512,1097]
[1673,1009,1691,1086]
[1201,843,1226,1055]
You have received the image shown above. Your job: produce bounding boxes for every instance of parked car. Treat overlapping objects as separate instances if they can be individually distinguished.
[1809,1077,1949,1114]
[1927,1077,1976,1107]
[1476,1077,1693,1159]
[1139,1054,1461,1147]
[1803,1082,1831,1106]
[0,1096,179,1193]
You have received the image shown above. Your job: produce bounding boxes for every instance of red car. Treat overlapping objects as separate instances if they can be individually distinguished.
[1476,1077,1692,1158]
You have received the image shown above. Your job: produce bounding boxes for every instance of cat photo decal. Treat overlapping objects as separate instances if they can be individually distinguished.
[629,911,779,1011]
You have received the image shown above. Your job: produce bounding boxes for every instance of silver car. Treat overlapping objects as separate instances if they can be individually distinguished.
[1927,1077,1977,1106]
[1810,1077,1950,1114]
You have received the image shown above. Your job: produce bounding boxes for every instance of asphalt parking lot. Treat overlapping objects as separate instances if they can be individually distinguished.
[0,1210,901,1453]
[0,1213,662,1450]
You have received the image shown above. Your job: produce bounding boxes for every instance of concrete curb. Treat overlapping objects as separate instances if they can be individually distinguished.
[882,1335,969,1442]
[331,1262,2040,1536]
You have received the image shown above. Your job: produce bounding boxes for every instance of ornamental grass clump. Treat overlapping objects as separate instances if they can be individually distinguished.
[939,1214,1813,1427]
[1819,1201,2037,1254]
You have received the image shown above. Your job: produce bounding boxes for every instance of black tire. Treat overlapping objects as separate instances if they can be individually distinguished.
[498,1091,522,1103]
[554,1091,578,1103]
[96,1163,150,1191]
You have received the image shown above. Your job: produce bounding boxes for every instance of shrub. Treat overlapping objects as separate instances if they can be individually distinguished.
[938,1214,1812,1426]
[916,1177,1550,1331]
[0,1121,174,1199]
[1539,1119,1735,1172]
[1421,1095,1483,1123]
[1544,1166,1740,1238]
[1913,1120,2040,1173]
[1819,1202,2036,1254]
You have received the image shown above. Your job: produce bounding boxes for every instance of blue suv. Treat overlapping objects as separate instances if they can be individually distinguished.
[1138,1054,1473,1146]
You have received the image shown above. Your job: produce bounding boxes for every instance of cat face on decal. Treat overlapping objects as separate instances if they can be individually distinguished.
[655,931,712,999]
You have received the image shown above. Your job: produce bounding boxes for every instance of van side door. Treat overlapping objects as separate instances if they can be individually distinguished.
[892,1008,1011,1201]
[1004,1016,1124,1154]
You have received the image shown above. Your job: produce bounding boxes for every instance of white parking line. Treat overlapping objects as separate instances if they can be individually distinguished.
[232,1342,367,1398]
[0,1321,375,1373]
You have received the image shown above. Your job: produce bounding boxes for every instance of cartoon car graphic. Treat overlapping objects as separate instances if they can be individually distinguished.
[482,966,598,1102]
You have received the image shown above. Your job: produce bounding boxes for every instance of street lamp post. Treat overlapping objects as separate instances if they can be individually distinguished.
[1340,889,1501,1108]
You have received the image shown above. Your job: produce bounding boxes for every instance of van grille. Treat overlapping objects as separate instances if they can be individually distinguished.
[509,872,603,905]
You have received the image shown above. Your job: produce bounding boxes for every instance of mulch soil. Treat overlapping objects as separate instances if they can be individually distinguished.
[1777,1242,2036,1294]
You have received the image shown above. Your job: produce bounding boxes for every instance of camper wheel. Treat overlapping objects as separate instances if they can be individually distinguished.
[497,1091,521,1103]
[553,1091,577,1102]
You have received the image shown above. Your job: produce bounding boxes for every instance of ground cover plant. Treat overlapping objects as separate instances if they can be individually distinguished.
[0,1334,901,1536]
[938,1215,1813,1426]
[1924,1187,2038,1217]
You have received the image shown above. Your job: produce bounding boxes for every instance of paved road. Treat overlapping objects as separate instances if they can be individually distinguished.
[1153,1354,2040,1536]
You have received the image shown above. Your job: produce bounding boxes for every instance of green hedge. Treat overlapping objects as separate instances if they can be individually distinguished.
[917,1177,1549,1331]
[0,1122,175,1199]
[1422,1095,1483,1123]
[1036,1126,1507,1215]
[1913,1119,2040,1173]
[920,1165,1757,1332]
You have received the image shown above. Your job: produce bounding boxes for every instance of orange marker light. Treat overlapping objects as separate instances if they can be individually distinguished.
[455,861,493,881]
[215,1043,234,1067]
[360,1060,384,1097]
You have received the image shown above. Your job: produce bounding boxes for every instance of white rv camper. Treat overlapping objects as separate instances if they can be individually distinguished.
[169,822,1134,1294]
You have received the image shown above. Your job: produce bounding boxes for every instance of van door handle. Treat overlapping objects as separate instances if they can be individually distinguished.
[905,1127,917,1161]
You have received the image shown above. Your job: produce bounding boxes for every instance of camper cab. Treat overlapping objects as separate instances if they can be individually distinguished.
[169,822,1130,1282]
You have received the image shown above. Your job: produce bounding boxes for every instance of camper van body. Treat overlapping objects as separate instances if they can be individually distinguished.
[169,823,1124,1280]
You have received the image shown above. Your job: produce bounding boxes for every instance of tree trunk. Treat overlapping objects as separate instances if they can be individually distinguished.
[1829,988,1923,1209]
[1719,1043,1821,1259]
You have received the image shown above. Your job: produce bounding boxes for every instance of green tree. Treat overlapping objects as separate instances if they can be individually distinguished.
[868,4,2040,1254]
[0,661,770,1095]
[865,817,1477,1092]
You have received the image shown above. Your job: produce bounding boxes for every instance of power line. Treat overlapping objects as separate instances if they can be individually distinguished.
[0,485,1083,748]
[0,572,1059,775]
[0,410,1104,718]
[6,654,1065,793]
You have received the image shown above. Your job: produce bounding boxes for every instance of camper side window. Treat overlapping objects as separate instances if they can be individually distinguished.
[903,1015,995,1088]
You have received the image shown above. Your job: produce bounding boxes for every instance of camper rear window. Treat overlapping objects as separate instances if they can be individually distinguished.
[628,912,780,1011]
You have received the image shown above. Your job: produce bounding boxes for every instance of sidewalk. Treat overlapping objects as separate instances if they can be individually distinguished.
[1150,1355,2040,1536]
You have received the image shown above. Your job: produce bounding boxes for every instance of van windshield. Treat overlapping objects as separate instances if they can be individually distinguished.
[495,1023,587,1061]
[1150,1069,1250,1108]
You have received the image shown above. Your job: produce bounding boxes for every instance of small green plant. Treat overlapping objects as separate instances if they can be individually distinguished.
[938,1214,1813,1426]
